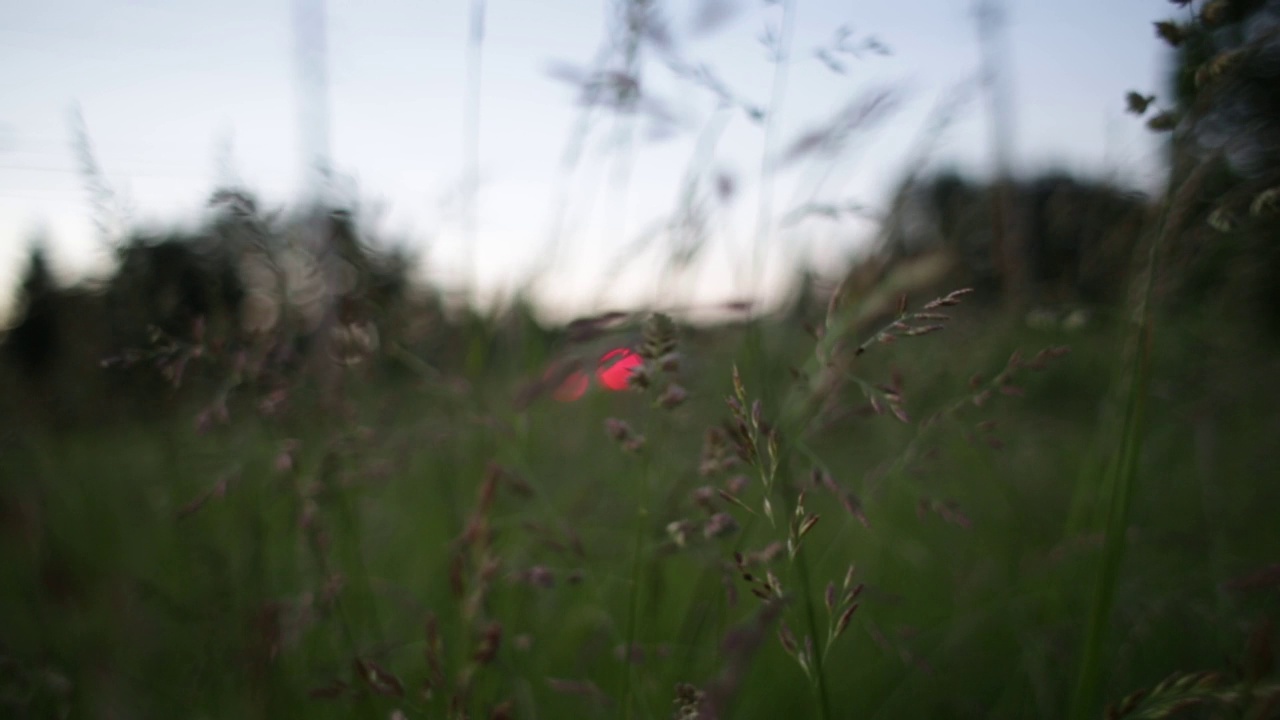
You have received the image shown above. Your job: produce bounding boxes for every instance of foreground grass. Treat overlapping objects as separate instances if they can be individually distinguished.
[2,310,1278,719]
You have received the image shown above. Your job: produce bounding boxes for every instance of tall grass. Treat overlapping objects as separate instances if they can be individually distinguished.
[6,302,1280,717]
[4,2,1280,719]
[1068,159,1215,719]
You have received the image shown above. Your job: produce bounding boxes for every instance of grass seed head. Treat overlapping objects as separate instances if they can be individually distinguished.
[703,512,739,539]
[834,602,860,640]
[641,312,678,361]
[658,383,688,409]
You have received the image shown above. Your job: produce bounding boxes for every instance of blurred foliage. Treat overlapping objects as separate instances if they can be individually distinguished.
[874,171,1151,308]
[1146,0,1280,332]
[0,188,452,429]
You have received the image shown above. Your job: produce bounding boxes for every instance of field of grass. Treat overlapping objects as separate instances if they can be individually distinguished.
[5,0,1280,716]
[3,299,1278,719]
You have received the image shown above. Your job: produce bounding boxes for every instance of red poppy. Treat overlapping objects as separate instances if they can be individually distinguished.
[548,347,642,402]
[596,347,642,391]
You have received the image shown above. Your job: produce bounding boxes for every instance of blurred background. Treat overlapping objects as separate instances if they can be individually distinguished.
[3,1,1280,718]
[1,0,1170,320]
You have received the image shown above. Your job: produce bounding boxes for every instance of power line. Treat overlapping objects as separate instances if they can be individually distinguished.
[0,163,202,179]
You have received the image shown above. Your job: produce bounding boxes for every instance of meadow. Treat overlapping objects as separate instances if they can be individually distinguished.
[3,292,1279,718]
[4,1,1280,717]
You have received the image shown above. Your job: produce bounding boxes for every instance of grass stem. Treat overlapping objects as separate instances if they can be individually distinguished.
[1067,160,1213,720]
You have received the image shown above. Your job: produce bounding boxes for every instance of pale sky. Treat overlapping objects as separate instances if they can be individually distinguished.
[0,0,1177,321]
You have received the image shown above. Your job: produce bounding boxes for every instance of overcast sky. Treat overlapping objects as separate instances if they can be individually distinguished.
[0,0,1177,320]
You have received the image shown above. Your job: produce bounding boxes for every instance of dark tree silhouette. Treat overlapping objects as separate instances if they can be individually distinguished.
[107,233,245,346]
[1149,0,1280,329]
[877,171,1150,307]
[4,243,60,378]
